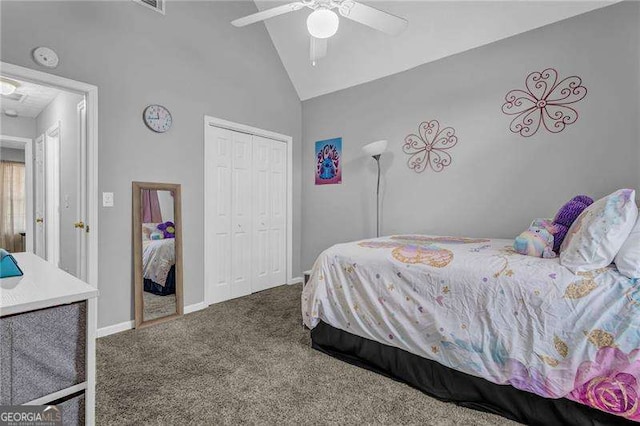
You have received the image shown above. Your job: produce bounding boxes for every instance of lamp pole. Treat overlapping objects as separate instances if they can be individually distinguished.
[362,140,387,239]
[373,154,381,238]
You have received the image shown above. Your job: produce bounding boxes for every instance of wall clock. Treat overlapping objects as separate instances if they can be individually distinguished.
[143,104,172,133]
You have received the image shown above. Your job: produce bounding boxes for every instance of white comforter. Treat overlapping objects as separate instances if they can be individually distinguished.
[302,235,640,421]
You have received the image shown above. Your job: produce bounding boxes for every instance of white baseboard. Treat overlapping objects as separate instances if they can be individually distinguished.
[288,276,303,285]
[184,301,207,314]
[97,302,207,338]
[97,320,134,338]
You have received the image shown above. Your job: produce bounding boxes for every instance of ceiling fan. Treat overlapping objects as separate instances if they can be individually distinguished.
[231,0,408,66]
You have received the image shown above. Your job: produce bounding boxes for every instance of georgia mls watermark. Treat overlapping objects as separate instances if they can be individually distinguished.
[0,406,61,426]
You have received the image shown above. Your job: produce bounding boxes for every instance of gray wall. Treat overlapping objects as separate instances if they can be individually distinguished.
[0,147,25,163]
[301,2,640,270]
[36,91,84,275]
[0,116,36,139]
[0,1,302,329]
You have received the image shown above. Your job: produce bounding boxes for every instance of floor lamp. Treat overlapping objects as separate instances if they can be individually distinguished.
[362,140,388,238]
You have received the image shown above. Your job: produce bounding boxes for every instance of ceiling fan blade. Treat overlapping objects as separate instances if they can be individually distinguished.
[231,2,304,27]
[339,1,408,36]
[310,36,327,66]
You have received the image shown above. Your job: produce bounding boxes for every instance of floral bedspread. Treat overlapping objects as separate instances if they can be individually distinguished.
[142,238,175,287]
[302,235,640,421]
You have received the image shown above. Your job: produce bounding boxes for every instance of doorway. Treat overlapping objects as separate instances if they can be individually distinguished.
[0,62,98,287]
[203,116,294,305]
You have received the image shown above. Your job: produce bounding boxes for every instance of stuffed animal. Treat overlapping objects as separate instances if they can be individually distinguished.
[157,221,175,239]
[514,218,558,258]
[551,195,593,253]
[150,231,164,240]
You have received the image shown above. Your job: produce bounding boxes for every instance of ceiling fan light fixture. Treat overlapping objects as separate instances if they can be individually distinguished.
[307,8,339,39]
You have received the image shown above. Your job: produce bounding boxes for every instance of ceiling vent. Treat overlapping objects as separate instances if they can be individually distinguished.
[1,92,27,103]
[133,0,165,15]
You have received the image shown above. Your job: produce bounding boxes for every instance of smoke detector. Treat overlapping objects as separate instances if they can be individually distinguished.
[32,47,59,68]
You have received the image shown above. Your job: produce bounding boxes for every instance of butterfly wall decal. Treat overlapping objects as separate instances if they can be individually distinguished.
[402,120,459,173]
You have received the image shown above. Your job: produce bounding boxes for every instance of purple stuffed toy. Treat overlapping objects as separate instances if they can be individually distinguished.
[551,195,593,253]
[157,221,175,239]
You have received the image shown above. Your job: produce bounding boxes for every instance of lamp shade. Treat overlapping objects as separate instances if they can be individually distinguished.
[362,140,388,157]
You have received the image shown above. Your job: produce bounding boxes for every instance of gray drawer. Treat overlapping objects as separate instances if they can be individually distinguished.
[0,302,86,405]
[57,392,85,426]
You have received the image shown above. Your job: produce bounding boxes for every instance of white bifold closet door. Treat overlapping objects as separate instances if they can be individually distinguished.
[206,126,286,304]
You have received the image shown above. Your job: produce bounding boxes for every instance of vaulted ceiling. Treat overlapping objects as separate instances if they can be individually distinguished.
[253,1,616,100]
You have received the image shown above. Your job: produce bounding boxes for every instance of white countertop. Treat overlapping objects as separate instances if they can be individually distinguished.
[1,252,98,317]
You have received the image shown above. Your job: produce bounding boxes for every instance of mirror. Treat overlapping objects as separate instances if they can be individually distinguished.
[132,182,183,327]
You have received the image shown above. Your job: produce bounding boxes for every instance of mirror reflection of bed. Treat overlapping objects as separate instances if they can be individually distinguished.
[133,182,183,327]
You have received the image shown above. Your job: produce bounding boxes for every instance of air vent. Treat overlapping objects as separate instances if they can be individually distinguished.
[1,92,27,103]
[133,0,165,14]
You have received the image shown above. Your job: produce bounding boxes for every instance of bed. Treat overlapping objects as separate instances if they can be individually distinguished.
[142,238,176,296]
[302,235,640,425]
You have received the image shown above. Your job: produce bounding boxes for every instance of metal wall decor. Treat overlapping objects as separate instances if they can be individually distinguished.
[502,68,587,137]
[402,120,458,173]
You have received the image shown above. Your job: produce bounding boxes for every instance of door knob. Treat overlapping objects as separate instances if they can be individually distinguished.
[74,221,85,229]
[35,218,43,223]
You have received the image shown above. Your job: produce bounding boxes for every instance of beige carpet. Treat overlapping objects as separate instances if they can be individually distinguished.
[97,284,517,425]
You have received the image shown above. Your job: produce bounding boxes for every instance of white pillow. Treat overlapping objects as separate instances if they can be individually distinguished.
[560,189,637,273]
[615,213,640,278]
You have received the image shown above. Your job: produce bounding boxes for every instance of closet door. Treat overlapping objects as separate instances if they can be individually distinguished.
[252,136,270,292]
[230,132,253,298]
[268,140,287,287]
[205,126,233,303]
[252,136,286,292]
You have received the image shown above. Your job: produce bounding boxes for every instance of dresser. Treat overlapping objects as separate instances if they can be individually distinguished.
[0,253,98,425]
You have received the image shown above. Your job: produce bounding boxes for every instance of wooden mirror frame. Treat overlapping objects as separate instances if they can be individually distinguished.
[132,182,184,328]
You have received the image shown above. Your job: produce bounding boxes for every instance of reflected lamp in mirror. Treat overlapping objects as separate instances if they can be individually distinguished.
[132,182,183,328]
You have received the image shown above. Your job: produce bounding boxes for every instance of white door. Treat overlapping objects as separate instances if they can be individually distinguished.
[230,132,252,298]
[45,123,60,268]
[205,125,233,303]
[252,136,270,291]
[76,100,88,280]
[252,136,286,292]
[34,134,46,259]
[268,139,287,288]
[205,124,287,304]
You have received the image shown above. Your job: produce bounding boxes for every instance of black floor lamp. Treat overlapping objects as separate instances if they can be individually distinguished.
[362,140,388,238]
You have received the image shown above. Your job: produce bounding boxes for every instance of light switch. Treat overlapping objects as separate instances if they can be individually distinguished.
[102,192,114,207]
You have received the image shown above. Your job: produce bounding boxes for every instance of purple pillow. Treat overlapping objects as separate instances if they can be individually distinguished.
[552,195,593,253]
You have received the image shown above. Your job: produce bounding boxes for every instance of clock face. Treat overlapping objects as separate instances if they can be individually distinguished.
[143,104,172,133]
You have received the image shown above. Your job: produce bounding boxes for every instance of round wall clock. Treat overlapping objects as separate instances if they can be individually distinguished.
[143,104,172,133]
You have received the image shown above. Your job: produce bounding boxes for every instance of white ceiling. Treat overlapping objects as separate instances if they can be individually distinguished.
[0,77,61,118]
[253,1,616,100]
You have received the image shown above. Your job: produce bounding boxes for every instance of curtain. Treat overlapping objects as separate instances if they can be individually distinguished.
[141,189,162,223]
[0,161,26,252]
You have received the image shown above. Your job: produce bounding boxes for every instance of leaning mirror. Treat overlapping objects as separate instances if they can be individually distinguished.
[132,182,183,328]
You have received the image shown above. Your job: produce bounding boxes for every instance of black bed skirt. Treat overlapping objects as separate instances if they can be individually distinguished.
[143,265,176,296]
[311,321,634,426]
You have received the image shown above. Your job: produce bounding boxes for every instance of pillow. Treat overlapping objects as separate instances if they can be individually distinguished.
[560,189,637,273]
[614,213,640,278]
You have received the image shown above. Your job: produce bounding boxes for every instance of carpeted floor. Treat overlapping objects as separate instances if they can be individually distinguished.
[97,284,517,425]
